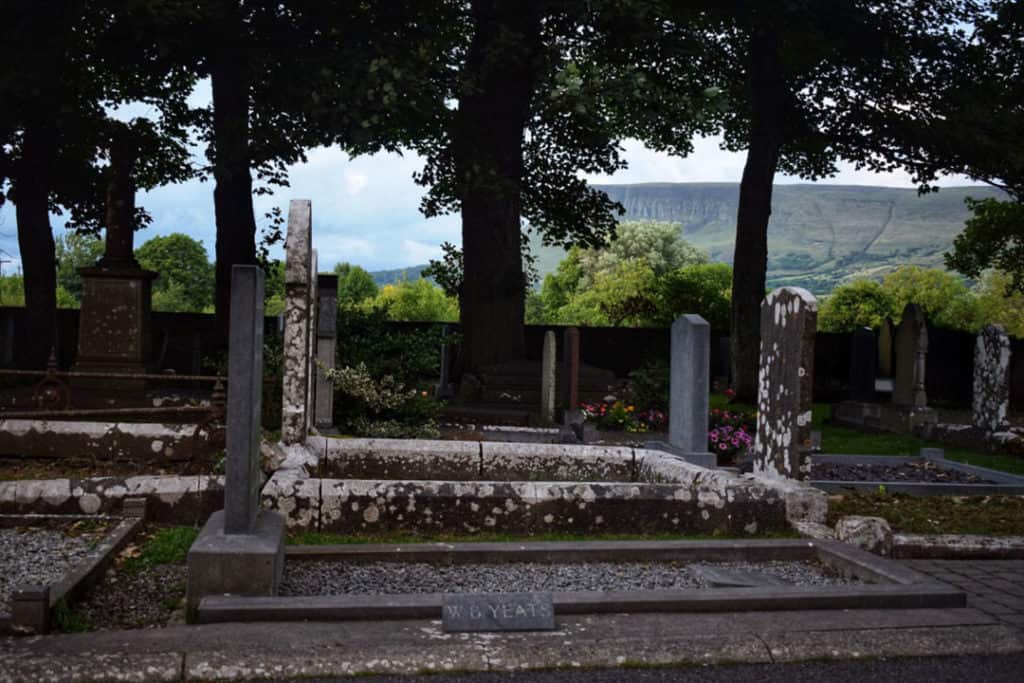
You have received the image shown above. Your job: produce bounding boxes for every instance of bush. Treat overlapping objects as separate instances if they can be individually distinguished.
[626,360,670,411]
[335,306,445,388]
[325,362,442,438]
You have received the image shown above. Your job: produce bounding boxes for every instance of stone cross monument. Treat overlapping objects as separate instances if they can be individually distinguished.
[753,288,817,480]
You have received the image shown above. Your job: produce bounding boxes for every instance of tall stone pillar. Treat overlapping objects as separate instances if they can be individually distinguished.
[753,288,817,480]
[973,324,1011,433]
[540,330,557,423]
[280,200,313,445]
[314,273,338,430]
[562,327,580,413]
[893,303,929,408]
[73,132,156,385]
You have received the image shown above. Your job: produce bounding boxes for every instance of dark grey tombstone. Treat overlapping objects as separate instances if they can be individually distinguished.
[562,327,581,413]
[848,327,877,402]
[753,287,817,480]
[442,592,555,632]
[893,304,928,408]
[315,274,338,429]
[663,315,713,466]
[435,324,455,399]
[877,317,895,378]
[187,265,285,612]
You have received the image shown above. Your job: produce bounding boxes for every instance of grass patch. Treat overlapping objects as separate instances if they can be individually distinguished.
[52,598,94,633]
[120,526,199,574]
[828,492,1024,535]
[288,529,800,546]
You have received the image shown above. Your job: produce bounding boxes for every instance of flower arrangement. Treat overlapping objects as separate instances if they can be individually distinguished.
[708,407,755,464]
[579,399,665,433]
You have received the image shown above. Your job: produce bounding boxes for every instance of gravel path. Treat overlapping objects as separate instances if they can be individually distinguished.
[74,564,187,630]
[0,528,100,614]
[281,560,858,596]
[812,461,993,484]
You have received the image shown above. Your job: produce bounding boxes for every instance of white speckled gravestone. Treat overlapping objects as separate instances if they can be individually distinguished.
[753,288,817,480]
[540,331,557,423]
[973,324,1011,433]
[281,199,313,445]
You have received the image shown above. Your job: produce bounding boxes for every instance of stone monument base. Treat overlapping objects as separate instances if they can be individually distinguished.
[646,441,716,469]
[833,401,937,436]
[186,509,285,615]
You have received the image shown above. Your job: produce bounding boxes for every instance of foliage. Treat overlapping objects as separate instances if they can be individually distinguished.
[947,198,1024,294]
[334,306,444,389]
[626,360,670,412]
[818,280,896,333]
[579,400,660,433]
[325,362,441,438]
[369,279,458,323]
[334,262,379,308]
[120,526,199,575]
[55,232,104,301]
[0,276,25,307]
[654,263,732,331]
[136,233,215,312]
[881,266,978,331]
[576,220,706,286]
[973,270,1024,338]
[708,408,756,465]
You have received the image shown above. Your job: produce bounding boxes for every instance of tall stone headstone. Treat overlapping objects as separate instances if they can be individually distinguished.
[435,324,455,399]
[73,131,156,385]
[562,327,581,413]
[753,288,817,480]
[893,304,928,408]
[187,266,285,612]
[668,315,713,462]
[848,327,877,402]
[314,274,338,430]
[540,331,557,423]
[305,250,319,431]
[973,324,1011,433]
[281,200,313,445]
[877,317,895,378]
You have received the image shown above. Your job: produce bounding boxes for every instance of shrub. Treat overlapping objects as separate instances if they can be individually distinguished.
[626,360,670,411]
[325,362,442,438]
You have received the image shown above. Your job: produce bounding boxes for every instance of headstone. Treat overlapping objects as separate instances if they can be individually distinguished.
[848,327,877,402]
[540,331,557,423]
[187,266,285,612]
[893,304,928,408]
[225,266,265,534]
[314,274,338,430]
[669,315,712,459]
[73,131,156,386]
[305,250,319,430]
[281,199,313,445]
[973,324,1011,433]
[562,327,581,413]
[435,324,455,399]
[877,317,895,377]
[442,592,555,632]
[753,287,817,480]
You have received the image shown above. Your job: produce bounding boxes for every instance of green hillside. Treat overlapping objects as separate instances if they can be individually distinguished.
[371,183,1005,294]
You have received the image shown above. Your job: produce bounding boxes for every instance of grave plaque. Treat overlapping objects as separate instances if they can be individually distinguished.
[442,592,555,632]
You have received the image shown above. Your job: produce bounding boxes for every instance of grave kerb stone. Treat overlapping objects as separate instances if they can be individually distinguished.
[668,314,712,458]
[225,265,265,534]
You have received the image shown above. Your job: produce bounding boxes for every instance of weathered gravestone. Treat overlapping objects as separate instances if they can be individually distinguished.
[753,288,817,480]
[314,274,338,430]
[893,304,928,408]
[562,327,581,413]
[442,592,555,632]
[877,317,895,378]
[435,324,455,399]
[540,331,557,423]
[281,200,314,445]
[73,131,156,386]
[973,324,1011,433]
[658,315,714,467]
[187,266,285,612]
[848,327,877,402]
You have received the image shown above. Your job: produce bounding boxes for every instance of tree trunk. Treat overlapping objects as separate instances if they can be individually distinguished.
[211,35,257,342]
[15,125,57,369]
[730,29,786,402]
[455,0,541,375]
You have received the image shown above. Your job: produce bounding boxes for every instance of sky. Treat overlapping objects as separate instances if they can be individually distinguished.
[0,106,981,276]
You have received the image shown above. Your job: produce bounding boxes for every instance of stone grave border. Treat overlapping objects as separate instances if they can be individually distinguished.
[193,537,963,624]
[261,436,828,536]
[0,500,146,635]
[809,450,1024,496]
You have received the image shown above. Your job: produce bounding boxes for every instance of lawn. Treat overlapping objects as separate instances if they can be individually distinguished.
[828,492,1024,536]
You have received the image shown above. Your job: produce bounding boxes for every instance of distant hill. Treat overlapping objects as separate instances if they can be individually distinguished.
[371,183,1005,294]
[368,265,429,286]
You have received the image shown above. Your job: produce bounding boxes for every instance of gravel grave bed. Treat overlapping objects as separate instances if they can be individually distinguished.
[72,564,187,630]
[281,560,861,596]
[812,461,994,484]
[0,524,108,614]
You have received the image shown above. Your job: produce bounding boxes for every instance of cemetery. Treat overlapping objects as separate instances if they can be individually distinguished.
[1,1,1023,678]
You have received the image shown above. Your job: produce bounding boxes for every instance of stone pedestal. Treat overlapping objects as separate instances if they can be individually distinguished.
[72,266,157,387]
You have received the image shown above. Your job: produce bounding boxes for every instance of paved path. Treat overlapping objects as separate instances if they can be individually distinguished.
[904,560,1024,630]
